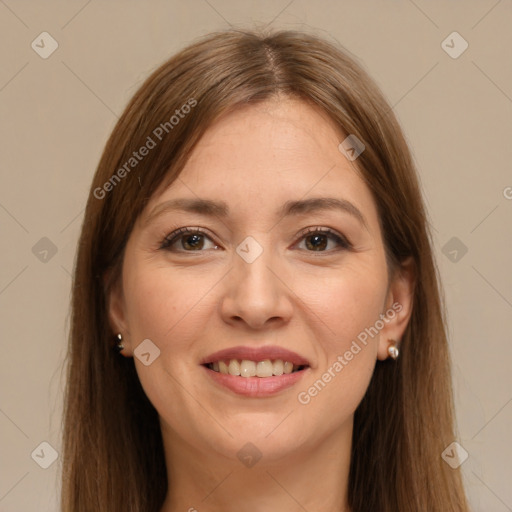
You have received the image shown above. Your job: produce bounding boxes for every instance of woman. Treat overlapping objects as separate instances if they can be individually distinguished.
[61,29,470,511]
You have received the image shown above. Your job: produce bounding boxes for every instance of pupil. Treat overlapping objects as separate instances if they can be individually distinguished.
[306,234,327,251]
[184,234,203,250]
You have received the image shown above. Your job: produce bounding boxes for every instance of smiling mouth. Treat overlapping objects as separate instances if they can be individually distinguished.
[204,359,308,377]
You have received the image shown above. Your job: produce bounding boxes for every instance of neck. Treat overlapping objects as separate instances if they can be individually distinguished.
[159,420,353,512]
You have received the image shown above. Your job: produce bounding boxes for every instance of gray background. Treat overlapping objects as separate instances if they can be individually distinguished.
[0,1,511,510]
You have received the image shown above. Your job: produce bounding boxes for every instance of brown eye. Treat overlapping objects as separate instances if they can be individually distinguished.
[160,228,218,252]
[180,233,205,250]
[304,233,329,251]
[297,228,351,252]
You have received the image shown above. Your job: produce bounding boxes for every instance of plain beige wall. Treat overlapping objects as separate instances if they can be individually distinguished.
[1,1,511,510]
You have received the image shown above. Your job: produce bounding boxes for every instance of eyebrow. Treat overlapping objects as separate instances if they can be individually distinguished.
[144,196,368,229]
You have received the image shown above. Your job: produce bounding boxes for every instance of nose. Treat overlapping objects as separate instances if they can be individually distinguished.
[219,242,293,330]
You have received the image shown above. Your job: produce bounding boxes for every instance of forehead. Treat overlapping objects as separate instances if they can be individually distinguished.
[181,97,345,186]
[144,98,379,228]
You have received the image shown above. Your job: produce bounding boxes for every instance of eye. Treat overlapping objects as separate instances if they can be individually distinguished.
[159,227,219,252]
[295,227,352,252]
[159,226,352,254]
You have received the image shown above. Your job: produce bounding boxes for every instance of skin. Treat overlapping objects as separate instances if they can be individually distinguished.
[108,96,414,512]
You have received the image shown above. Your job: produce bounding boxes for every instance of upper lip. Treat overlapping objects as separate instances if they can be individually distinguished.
[201,345,310,366]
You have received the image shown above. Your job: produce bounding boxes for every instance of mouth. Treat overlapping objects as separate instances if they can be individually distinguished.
[200,346,311,397]
[203,359,308,377]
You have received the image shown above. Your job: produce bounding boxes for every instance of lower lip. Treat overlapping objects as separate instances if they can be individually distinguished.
[202,365,308,397]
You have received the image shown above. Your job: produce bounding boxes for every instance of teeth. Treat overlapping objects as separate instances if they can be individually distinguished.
[228,359,241,376]
[256,359,273,377]
[272,359,284,376]
[240,360,256,377]
[210,358,305,377]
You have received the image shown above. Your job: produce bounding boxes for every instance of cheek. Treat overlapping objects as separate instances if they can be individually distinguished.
[121,262,216,427]
[293,258,386,419]
[123,261,214,347]
[294,258,388,349]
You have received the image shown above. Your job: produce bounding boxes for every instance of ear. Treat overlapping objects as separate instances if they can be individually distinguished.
[104,268,131,355]
[377,257,415,361]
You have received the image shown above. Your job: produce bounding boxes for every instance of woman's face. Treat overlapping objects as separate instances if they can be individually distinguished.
[108,97,413,464]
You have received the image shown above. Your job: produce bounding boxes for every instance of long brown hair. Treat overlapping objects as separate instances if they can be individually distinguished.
[61,28,469,511]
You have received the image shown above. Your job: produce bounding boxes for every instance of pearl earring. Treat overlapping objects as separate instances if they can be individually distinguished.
[115,333,124,352]
[387,340,399,360]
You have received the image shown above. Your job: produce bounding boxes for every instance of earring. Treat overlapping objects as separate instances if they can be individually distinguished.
[115,333,124,352]
[387,340,399,360]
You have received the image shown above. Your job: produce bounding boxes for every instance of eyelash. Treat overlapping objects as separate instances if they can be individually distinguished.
[158,226,352,254]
